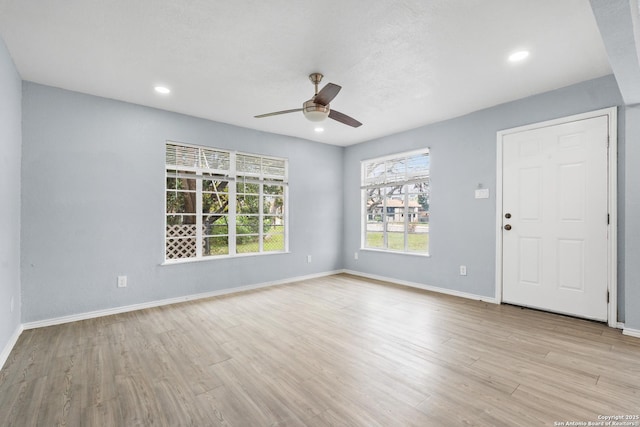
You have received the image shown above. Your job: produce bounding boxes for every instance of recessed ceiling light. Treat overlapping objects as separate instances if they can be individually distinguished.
[314,127,324,133]
[154,86,171,94]
[508,50,530,62]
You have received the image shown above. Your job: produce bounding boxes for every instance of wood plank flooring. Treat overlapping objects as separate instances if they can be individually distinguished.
[1,274,639,426]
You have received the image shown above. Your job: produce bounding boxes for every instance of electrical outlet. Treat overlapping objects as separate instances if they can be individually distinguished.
[475,188,490,199]
[459,265,467,276]
[117,275,127,288]
[307,255,312,263]
[354,252,359,260]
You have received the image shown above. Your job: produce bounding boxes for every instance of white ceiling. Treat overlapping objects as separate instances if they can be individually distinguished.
[0,0,612,146]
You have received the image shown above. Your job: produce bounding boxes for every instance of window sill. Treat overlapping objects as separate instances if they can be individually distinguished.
[359,248,431,258]
[161,251,291,266]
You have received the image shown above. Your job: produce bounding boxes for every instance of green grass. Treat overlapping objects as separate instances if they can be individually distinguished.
[204,233,285,256]
[365,232,429,253]
[236,233,285,254]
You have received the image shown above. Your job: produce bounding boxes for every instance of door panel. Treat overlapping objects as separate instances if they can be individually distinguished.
[502,116,608,321]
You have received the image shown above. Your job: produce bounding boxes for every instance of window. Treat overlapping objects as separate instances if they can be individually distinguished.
[165,142,287,261]
[361,149,430,254]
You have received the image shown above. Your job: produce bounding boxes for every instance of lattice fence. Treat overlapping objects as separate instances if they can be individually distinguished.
[166,224,197,259]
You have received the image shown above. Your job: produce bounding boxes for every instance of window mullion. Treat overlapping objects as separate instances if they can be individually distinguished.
[196,174,203,258]
[383,188,388,249]
[259,181,264,253]
[229,153,237,255]
[284,184,289,252]
[361,189,366,249]
[404,185,409,252]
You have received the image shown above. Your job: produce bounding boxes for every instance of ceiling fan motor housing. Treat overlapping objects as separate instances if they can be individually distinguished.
[302,99,330,122]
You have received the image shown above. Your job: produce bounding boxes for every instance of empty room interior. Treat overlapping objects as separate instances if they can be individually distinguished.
[1,0,640,425]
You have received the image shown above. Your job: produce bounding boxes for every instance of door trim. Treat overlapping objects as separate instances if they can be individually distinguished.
[495,107,618,328]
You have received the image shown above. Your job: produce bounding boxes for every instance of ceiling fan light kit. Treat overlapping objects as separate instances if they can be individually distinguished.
[255,73,362,128]
[302,100,330,121]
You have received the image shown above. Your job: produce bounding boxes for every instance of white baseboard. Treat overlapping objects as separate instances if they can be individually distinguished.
[23,270,342,330]
[343,269,499,304]
[623,327,640,339]
[0,323,24,371]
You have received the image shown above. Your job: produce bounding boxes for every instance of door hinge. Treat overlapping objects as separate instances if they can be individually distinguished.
[607,291,610,303]
[608,214,610,225]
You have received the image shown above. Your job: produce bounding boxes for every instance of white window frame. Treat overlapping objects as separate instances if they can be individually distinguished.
[164,141,288,263]
[361,148,430,255]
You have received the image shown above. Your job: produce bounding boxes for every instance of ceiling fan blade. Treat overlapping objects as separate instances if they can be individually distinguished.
[314,83,341,106]
[254,108,302,118]
[329,109,362,128]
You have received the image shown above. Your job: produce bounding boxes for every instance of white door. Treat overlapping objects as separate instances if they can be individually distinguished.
[502,115,609,321]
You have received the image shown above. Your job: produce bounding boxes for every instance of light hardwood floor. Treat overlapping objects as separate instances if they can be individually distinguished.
[1,274,639,426]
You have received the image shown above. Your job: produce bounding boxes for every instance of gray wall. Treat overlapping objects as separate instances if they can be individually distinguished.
[624,105,640,330]
[0,38,22,353]
[21,83,344,323]
[342,75,627,320]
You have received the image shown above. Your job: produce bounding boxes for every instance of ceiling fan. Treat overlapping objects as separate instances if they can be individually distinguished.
[254,73,362,128]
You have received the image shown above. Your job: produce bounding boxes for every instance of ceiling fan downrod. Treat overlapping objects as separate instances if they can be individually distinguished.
[309,73,323,96]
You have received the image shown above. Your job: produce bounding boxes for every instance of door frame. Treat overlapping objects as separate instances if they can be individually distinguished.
[495,107,618,328]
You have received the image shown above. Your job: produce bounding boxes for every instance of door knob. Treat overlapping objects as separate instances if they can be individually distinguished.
[504,224,512,231]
